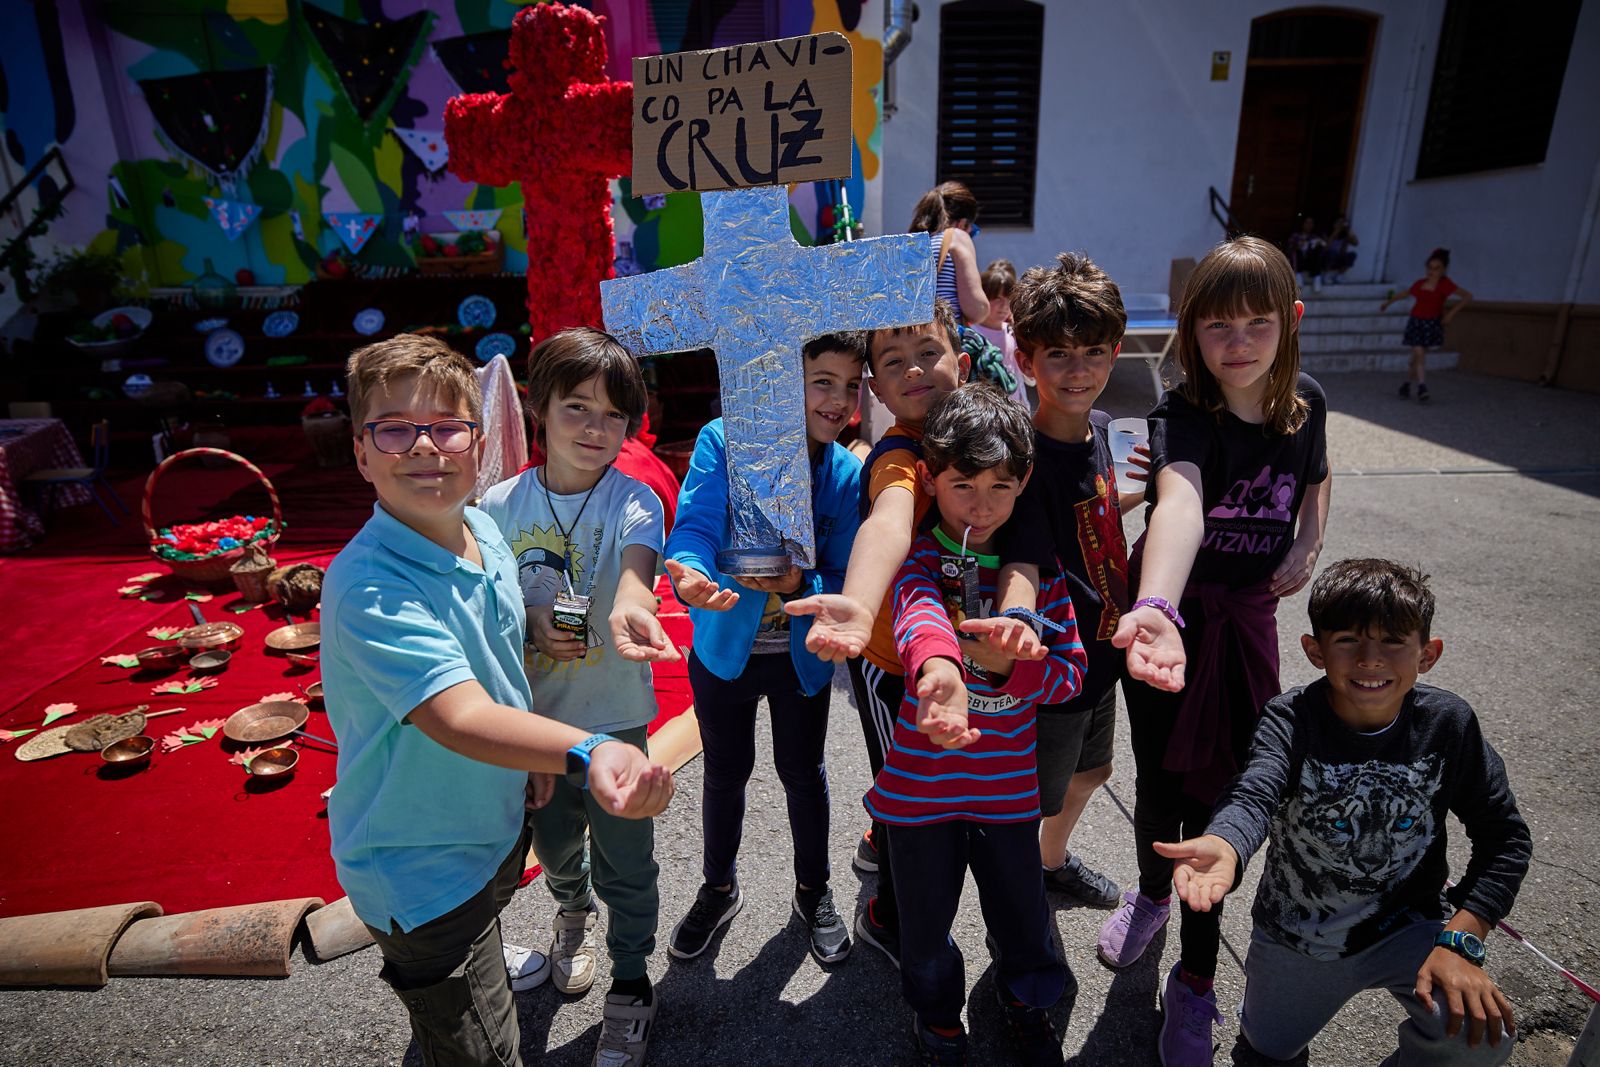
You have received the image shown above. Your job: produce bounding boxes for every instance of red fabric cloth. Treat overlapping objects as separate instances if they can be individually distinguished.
[0,576,693,919]
[1408,276,1458,320]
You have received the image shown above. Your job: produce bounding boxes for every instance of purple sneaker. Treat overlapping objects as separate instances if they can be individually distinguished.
[1159,963,1222,1066]
[1096,890,1170,968]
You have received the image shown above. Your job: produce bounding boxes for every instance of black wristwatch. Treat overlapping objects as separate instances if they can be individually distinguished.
[565,733,618,790]
[1435,930,1486,966]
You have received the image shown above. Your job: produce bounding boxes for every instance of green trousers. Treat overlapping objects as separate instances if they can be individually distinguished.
[526,725,658,981]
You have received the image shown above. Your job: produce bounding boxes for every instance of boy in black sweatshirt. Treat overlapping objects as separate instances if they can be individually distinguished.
[1155,558,1530,1065]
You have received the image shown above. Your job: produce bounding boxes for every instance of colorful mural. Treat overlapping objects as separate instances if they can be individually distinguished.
[0,0,886,304]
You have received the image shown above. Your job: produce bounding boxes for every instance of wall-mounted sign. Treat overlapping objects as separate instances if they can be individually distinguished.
[1211,51,1231,81]
[631,32,853,197]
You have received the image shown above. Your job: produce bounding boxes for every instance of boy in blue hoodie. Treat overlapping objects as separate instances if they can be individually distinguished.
[661,332,865,965]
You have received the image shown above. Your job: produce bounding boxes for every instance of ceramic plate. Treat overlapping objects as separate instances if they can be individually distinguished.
[353,308,385,336]
[203,328,246,368]
[263,310,300,337]
[475,332,517,362]
[457,294,496,330]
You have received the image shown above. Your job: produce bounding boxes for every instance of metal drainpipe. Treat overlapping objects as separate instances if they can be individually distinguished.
[882,0,915,121]
[1539,147,1600,386]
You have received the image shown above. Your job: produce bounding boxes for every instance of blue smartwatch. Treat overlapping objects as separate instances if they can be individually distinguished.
[565,733,618,790]
[1435,930,1486,966]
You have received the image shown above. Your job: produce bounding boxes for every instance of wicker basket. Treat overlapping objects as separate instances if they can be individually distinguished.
[142,447,284,586]
[229,541,276,602]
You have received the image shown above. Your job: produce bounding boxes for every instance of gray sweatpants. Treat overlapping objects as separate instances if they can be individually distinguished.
[1239,919,1515,1066]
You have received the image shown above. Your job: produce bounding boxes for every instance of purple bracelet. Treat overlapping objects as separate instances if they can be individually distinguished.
[1132,596,1186,629]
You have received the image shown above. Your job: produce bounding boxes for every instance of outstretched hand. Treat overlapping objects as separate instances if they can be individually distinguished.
[588,741,675,818]
[610,604,680,663]
[1113,605,1186,692]
[664,558,740,612]
[959,616,1047,662]
[914,658,981,749]
[1153,835,1237,912]
[784,593,874,663]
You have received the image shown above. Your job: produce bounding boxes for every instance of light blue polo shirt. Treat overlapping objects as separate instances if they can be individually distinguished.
[323,503,534,933]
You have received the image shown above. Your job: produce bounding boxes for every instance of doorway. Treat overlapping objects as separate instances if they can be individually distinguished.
[1229,10,1376,243]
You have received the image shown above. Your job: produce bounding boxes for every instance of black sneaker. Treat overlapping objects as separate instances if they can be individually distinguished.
[794,885,851,963]
[1398,381,1411,399]
[668,883,742,960]
[854,897,901,969]
[1417,384,1431,404]
[1042,854,1122,908]
[913,1018,968,1066]
[852,827,879,874]
[995,981,1065,1066]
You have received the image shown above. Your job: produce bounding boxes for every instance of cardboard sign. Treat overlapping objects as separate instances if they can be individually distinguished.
[631,32,852,197]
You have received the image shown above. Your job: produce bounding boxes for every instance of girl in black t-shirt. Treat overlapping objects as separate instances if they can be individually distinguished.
[1097,237,1332,1064]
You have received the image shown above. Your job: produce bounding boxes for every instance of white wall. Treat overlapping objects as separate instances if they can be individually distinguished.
[880,0,1592,303]
[1384,0,1600,303]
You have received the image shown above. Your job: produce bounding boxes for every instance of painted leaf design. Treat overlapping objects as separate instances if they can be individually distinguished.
[126,572,163,583]
[185,593,214,602]
[118,585,146,596]
[0,728,37,743]
[147,626,184,640]
[258,691,307,705]
[101,654,141,668]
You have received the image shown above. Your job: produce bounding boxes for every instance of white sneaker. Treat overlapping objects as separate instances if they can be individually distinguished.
[550,905,599,994]
[592,989,657,1067]
[503,941,551,992]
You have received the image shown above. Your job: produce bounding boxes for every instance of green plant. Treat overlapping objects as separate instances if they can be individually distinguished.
[35,247,125,299]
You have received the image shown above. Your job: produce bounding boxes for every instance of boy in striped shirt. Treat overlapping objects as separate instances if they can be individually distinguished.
[869,383,1087,1065]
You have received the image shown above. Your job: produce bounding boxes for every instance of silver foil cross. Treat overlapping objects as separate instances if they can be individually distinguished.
[601,185,931,573]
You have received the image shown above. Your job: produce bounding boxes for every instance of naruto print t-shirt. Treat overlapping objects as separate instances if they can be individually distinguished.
[1145,372,1328,589]
[478,465,664,733]
[1008,410,1131,713]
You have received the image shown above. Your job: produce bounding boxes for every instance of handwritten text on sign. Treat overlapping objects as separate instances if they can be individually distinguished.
[631,33,852,197]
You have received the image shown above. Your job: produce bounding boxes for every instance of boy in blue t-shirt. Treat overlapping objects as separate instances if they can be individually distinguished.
[322,334,673,1067]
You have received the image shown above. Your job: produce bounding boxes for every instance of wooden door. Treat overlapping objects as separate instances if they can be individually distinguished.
[1230,63,1368,243]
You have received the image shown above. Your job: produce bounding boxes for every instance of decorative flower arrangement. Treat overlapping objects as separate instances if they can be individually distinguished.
[153,515,278,562]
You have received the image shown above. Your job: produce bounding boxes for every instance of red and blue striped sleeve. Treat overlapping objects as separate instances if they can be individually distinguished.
[892,542,961,682]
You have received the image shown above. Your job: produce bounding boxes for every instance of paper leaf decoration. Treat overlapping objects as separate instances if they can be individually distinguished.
[147,626,184,640]
[102,654,141,668]
[117,586,146,597]
[126,572,163,583]
[443,209,500,232]
[185,593,214,602]
[324,212,382,255]
[258,691,309,705]
[0,728,37,743]
[152,677,219,695]
[41,703,78,726]
[393,128,449,172]
[230,745,270,767]
[227,602,262,614]
[160,717,228,753]
[203,197,262,242]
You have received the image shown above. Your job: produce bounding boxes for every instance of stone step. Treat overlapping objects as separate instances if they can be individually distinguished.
[1300,312,1407,333]
[1301,351,1458,374]
[1301,331,1419,352]
[1296,281,1393,300]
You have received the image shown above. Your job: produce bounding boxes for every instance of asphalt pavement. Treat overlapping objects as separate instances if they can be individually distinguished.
[1,368,1596,1066]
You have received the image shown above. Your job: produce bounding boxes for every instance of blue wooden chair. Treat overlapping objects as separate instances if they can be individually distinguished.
[25,420,129,526]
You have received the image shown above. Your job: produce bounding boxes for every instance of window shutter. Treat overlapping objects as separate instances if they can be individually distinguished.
[1416,0,1581,180]
[937,0,1044,228]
